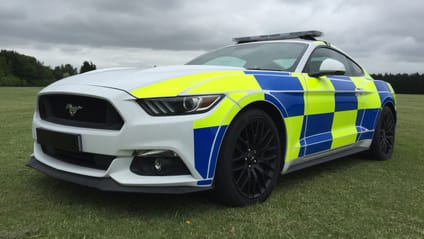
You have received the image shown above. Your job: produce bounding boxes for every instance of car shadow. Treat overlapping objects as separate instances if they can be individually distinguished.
[29,153,371,211]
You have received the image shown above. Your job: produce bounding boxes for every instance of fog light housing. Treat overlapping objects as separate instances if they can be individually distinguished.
[130,150,190,176]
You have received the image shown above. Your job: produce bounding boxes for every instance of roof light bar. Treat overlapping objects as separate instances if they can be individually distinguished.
[233,30,323,44]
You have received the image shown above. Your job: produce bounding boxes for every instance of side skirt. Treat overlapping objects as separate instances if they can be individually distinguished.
[282,139,372,174]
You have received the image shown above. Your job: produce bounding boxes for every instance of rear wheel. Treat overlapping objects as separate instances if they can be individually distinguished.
[370,106,396,160]
[214,109,282,206]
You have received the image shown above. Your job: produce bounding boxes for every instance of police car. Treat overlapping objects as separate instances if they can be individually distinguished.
[28,31,396,206]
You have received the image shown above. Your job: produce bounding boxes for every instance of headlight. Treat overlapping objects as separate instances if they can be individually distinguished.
[137,95,224,116]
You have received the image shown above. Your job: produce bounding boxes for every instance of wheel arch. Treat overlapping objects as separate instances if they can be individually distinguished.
[229,100,288,170]
[382,101,397,123]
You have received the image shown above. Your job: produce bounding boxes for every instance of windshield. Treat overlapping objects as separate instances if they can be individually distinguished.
[187,42,307,72]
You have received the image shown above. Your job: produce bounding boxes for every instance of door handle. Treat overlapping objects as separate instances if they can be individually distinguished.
[355,88,364,96]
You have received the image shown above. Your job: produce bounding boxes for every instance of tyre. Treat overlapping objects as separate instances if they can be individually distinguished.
[369,106,396,160]
[214,109,282,206]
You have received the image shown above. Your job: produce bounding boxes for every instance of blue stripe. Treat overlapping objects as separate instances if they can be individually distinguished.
[197,179,213,186]
[358,131,374,141]
[299,117,307,157]
[379,92,395,107]
[265,94,288,117]
[374,80,390,92]
[304,132,333,155]
[207,126,227,178]
[299,143,306,157]
[193,126,219,179]
[305,132,333,145]
[356,109,365,126]
[362,109,380,130]
[356,110,365,141]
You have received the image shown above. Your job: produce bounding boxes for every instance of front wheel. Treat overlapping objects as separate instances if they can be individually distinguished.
[214,109,282,206]
[369,106,396,160]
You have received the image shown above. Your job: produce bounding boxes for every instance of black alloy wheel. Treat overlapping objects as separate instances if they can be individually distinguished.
[370,106,396,160]
[214,109,282,206]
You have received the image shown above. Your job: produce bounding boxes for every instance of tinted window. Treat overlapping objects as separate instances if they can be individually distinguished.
[187,42,308,72]
[304,47,351,76]
[348,60,364,76]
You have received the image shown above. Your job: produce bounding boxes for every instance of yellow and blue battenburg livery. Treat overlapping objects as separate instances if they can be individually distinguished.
[28,31,397,206]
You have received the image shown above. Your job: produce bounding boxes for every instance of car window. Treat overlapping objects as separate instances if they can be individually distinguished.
[204,56,247,67]
[304,47,351,76]
[187,42,308,72]
[348,60,364,76]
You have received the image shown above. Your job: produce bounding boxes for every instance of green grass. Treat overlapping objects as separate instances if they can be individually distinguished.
[0,88,423,239]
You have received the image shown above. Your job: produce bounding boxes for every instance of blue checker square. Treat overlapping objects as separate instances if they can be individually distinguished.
[335,93,358,111]
[304,113,334,137]
[270,92,305,117]
[362,109,380,130]
[330,77,356,91]
[356,109,365,126]
[253,74,303,91]
[374,81,390,92]
[305,140,332,155]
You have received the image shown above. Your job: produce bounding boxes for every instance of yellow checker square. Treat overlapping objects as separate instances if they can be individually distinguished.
[331,110,358,148]
[284,115,304,161]
[350,77,381,109]
[305,76,335,115]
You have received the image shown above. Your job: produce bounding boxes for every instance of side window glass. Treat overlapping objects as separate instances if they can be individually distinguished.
[304,48,351,76]
[348,60,364,76]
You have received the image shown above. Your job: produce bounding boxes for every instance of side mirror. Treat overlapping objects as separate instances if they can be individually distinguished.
[310,59,346,77]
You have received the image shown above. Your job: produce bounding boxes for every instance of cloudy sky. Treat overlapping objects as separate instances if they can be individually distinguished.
[1,0,423,73]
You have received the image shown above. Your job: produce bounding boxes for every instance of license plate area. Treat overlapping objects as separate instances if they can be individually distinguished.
[36,128,82,152]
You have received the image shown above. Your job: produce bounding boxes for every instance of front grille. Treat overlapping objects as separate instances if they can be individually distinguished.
[38,94,124,130]
[41,145,115,170]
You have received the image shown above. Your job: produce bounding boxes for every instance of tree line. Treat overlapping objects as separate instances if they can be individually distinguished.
[0,50,96,86]
[0,49,423,94]
[370,73,424,94]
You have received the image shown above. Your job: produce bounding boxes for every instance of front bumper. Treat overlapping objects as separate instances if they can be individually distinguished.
[27,156,210,193]
[30,84,224,190]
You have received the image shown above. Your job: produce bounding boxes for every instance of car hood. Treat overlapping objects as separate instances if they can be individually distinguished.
[46,65,245,97]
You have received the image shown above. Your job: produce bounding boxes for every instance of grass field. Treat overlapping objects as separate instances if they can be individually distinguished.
[0,87,423,239]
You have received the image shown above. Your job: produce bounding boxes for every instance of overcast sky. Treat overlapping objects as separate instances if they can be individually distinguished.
[1,0,423,73]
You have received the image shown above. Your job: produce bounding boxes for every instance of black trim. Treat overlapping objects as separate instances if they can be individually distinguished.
[38,94,124,130]
[302,46,365,77]
[41,145,115,170]
[130,156,190,176]
[27,156,211,194]
[285,146,368,174]
[37,128,82,152]
[136,94,224,116]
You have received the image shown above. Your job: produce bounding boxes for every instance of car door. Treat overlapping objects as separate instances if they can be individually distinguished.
[301,47,359,156]
[348,60,382,142]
